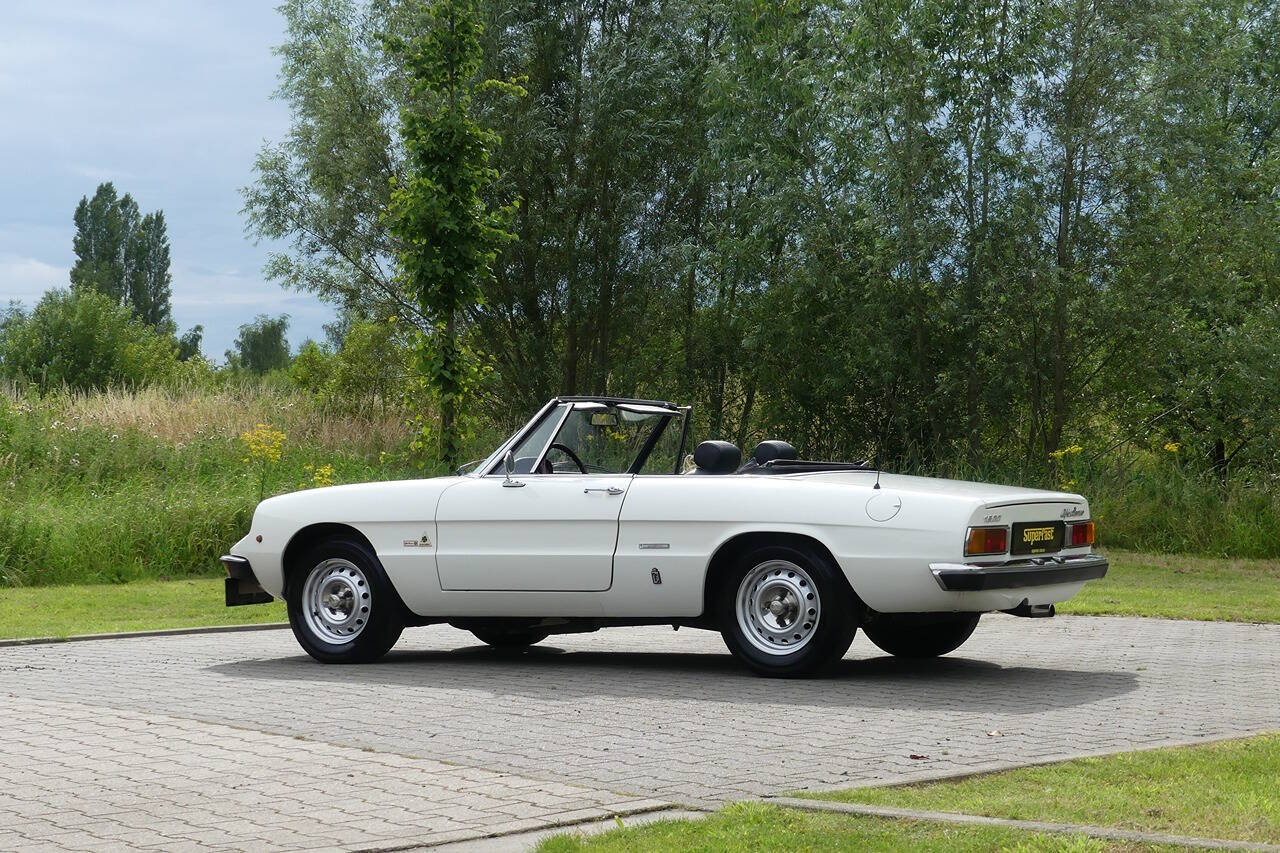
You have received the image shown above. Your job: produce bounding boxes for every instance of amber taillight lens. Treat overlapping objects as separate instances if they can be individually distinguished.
[1070,520,1096,547]
[965,526,1008,557]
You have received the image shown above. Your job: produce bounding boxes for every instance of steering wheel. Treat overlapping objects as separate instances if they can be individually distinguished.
[548,442,588,474]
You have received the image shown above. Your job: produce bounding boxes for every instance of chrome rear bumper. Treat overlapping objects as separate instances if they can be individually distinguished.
[930,554,1109,592]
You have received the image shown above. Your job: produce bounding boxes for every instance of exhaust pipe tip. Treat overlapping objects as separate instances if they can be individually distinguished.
[1002,600,1056,618]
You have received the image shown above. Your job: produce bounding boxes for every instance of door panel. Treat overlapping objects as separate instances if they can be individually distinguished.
[434,475,631,591]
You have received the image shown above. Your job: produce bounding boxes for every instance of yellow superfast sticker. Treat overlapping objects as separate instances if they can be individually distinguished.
[1023,526,1056,544]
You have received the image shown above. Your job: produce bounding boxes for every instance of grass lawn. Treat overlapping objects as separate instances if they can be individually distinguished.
[801,734,1280,845]
[543,736,1279,851]
[0,578,285,640]
[1061,549,1280,623]
[537,802,1150,852]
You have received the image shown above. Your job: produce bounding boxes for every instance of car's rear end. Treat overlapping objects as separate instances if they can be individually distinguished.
[927,496,1107,615]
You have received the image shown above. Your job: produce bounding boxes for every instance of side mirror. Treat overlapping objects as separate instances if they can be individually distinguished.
[502,450,525,488]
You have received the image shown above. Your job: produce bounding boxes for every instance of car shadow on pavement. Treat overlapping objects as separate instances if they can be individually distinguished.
[207,644,1138,714]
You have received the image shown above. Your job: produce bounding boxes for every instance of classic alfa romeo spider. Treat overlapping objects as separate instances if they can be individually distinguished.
[223,396,1107,676]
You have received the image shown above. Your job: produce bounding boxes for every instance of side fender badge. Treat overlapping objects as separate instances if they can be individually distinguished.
[651,568,662,585]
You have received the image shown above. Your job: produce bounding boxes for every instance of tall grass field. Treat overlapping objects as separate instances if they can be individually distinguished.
[0,383,425,586]
[2,382,1278,587]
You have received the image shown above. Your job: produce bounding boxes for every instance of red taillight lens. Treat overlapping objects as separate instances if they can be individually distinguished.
[965,526,1008,556]
[1070,521,1095,547]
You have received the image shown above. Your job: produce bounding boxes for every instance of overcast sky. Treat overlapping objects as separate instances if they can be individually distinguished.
[0,1,335,361]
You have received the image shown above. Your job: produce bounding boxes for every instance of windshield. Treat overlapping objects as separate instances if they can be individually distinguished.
[488,401,681,475]
[543,406,671,474]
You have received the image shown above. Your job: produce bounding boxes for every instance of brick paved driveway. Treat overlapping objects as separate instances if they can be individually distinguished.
[2,614,1278,851]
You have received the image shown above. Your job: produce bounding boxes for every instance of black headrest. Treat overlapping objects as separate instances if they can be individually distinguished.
[693,440,741,474]
[753,440,798,465]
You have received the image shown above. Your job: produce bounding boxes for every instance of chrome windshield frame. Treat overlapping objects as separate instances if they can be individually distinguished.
[476,396,686,478]
[474,398,559,477]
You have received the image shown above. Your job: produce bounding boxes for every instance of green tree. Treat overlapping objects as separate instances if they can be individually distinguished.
[1105,0,1280,479]
[245,0,1280,483]
[176,324,204,361]
[125,211,174,328]
[242,0,412,327]
[70,182,138,303]
[70,182,174,329]
[382,0,522,468]
[227,314,291,374]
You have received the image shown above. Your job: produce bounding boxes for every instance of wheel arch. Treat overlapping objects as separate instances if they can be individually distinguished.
[701,530,866,623]
[280,522,378,596]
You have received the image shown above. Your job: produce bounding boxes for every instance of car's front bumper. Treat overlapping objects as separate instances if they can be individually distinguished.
[220,554,275,606]
[929,554,1109,592]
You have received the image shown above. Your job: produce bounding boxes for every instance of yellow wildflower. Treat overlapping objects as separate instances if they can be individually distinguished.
[1164,441,1181,453]
[312,464,336,488]
[240,424,286,464]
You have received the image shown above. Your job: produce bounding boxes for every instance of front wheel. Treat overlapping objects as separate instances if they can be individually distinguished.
[287,538,404,663]
[717,543,858,678]
[862,613,980,658]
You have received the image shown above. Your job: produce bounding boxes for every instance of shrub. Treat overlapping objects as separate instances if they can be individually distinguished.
[290,339,334,393]
[0,289,180,391]
[288,318,413,416]
[327,318,413,415]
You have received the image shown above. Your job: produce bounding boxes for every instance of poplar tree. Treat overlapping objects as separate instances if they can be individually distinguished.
[70,182,173,330]
[70,183,138,303]
[382,0,522,469]
[125,211,173,328]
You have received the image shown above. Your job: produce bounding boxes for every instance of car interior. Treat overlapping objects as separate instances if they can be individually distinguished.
[496,399,872,478]
[688,439,797,474]
[689,438,872,475]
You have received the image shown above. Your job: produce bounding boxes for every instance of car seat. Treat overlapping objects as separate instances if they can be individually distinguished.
[691,440,741,474]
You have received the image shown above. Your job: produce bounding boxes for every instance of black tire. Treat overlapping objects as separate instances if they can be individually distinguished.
[863,613,980,658]
[716,542,859,678]
[287,537,404,663]
[470,628,550,648]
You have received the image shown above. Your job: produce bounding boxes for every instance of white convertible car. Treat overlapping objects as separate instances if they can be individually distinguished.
[223,396,1107,676]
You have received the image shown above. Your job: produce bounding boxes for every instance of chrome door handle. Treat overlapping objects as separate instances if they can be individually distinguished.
[583,487,624,495]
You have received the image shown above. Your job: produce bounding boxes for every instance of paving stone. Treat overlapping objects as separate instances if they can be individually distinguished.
[1,616,1277,850]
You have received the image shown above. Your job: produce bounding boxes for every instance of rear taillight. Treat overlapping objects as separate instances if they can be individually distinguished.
[965,526,1008,557]
[1069,520,1095,547]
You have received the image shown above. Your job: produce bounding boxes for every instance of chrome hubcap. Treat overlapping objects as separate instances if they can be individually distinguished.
[302,559,371,644]
[736,559,821,655]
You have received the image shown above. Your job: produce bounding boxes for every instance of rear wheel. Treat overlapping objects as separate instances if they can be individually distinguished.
[287,537,404,663]
[716,543,858,677]
[863,613,980,658]
[470,628,549,648]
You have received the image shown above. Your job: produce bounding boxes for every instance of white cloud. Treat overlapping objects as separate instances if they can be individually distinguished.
[0,254,68,303]
[69,164,137,182]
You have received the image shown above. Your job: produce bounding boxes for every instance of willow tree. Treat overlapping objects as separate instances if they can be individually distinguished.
[383,0,521,469]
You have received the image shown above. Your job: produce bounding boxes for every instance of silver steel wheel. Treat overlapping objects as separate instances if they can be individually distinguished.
[301,558,372,644]
[735,559,821,655]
